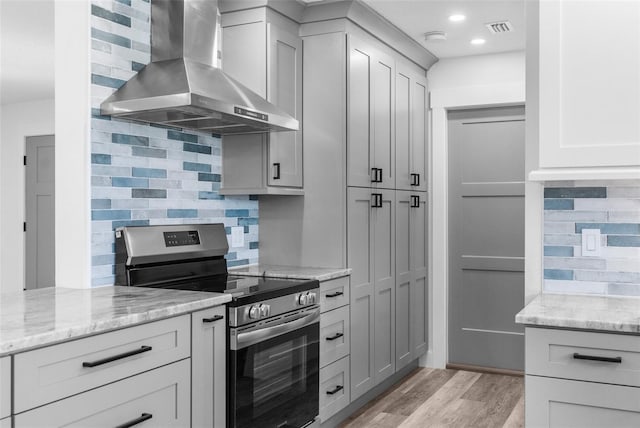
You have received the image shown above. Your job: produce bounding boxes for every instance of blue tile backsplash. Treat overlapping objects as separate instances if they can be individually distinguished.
[90,0,258,286]
[544,181,640,296]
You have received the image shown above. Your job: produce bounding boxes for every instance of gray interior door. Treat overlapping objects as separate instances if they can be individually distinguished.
[448,107,525,371]
[25,135,55,290]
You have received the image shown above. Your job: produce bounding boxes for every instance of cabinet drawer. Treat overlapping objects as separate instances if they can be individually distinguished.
[320,276,350,313]
[14,315,190,412]
[319,356,350,423]
[0,357,10,419]
[526,327,640,387]
[526,375,640,428]
[15,359,190,428]
[320,305,350,368]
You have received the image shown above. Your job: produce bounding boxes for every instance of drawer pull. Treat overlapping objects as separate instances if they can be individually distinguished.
[82,345,153,368]
[203,315,224,323]
[326,332,344,341]
[326,291,344,298]
[326,385,344,396]
[115,413,153,428]
[573,352,622,364]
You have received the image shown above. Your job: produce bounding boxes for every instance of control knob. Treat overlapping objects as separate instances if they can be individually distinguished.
[307,292,317,304]
[298,293,308,306]
[248,305,260,319]
[259,304,270,317]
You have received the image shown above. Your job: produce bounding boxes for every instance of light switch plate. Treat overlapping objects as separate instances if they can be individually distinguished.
[231,226,244,248]
[581,229,602,257]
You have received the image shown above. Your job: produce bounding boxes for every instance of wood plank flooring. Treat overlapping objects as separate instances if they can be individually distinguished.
[339,368,524,428]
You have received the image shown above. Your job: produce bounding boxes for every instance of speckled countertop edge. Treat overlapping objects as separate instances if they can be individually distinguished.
[515,293,640,334]
[0,286,231,356]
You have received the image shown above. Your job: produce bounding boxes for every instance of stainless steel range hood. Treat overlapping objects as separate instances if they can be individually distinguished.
[100,0,298,135]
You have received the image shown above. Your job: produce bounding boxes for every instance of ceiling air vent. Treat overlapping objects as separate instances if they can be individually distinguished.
[485,21,514,34]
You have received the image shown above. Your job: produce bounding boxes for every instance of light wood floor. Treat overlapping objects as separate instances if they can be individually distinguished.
[339,368,524,428]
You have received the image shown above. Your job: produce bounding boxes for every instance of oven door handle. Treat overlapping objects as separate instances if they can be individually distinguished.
[233,308,320,350]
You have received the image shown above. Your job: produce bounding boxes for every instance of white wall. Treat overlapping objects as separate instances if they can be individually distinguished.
[0,98,55,294]
[425,51,526,368]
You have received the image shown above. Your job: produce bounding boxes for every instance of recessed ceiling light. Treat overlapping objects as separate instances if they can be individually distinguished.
[470,38,486,45]
[424,31,447,42]
[449,14,466,22]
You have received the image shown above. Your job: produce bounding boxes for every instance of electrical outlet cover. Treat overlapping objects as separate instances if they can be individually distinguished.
[581,229,602,257]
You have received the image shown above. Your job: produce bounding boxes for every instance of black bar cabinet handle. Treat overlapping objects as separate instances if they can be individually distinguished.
[326,385,344,396]
[82,346,153,368]
[326,332,344,341]
[377,168,383,183]
[573,352,622,364]
[115,413,153,428]
[273,163,281,180]
[371,167,377,183]
[326,291,344,298]
[203,315,224,323]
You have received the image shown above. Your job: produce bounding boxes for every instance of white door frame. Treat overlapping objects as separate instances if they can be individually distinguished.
[425,82,526,369]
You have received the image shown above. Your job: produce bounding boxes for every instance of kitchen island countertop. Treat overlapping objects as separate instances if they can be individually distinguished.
[229,264,351,281]
[516,293,640,334]
[0,286,231,356]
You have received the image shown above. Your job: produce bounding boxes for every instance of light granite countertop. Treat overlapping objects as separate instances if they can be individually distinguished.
[515,293,640,334]
[229,264,351,281]
[0,286,231,356]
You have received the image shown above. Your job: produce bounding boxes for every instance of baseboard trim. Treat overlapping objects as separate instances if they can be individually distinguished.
[446,363,524,377]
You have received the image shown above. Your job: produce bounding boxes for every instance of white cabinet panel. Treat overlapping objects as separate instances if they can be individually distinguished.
[15,359,190,428]
[14,315,190,413]
[538,0,640,168]
[191,306,226,428]
[320,305,350,368]
[0,357,9,419]
[526,375,640,428]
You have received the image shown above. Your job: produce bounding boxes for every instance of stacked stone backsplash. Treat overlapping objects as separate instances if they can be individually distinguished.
[544,181,640,296]
[90,0,258,286]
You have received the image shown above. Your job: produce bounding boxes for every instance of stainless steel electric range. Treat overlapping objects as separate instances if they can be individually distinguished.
[115,223,319,428]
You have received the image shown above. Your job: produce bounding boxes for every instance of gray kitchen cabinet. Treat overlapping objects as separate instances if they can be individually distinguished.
[395,61,428,192]
[220,7,303,194]
[525,327,640,427]
[191,306,226,428]
[320,305,350,368]
[319,356,350,423]
[14,359,190,428]
[347,35,395,190]
[0,357,9,420]
[395,191,428,371]
[348,187,395,401]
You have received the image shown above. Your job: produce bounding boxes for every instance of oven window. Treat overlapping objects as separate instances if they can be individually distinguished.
[231,323,319,428]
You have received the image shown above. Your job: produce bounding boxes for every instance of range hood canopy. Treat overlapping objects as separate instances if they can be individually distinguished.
[100,0,298,135]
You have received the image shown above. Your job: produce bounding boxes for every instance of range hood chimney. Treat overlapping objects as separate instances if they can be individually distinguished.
[100,0,299,135]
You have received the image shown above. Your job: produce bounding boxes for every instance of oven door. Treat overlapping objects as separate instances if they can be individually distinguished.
[229,307,320,428]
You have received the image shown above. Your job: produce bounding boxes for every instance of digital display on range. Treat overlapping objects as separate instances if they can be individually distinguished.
[163,231,200,247]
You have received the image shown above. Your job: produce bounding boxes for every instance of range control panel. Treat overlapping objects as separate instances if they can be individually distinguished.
[163,230,200,247]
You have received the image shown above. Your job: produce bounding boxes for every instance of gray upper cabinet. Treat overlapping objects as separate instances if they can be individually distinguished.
[348,187,396,401]
[395,62,428,192]
[347,35,395,190]
[395,190,428,372]
[220,8,303,195]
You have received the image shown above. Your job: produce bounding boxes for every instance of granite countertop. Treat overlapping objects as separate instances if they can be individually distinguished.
[0,286,231,356]
[515,293,640,334]
[229,264,351,281]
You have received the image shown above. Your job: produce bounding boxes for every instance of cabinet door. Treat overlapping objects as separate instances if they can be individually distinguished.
[191,306,226,428]
[526,375,640,428]
[373,189,395,384]
[395,192,412,369]
[396,67,427,192]
[347,187,375,400]
[347,36,374,188]
[268,23,303,188]
[411,192,428,358]
[0,357,9,419]
[372,52,395,189]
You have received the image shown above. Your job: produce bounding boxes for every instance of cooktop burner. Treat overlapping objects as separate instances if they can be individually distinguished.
[143,274,318,306]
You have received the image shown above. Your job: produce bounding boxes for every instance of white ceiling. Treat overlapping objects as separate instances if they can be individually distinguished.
[0,0,55,105]
[362,0,526,59]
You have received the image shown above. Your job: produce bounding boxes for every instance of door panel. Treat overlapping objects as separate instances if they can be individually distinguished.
[411,78,427,192]
[347,187,374,400]
[347,36,373,188]
[395,193,412,369]
[372,55,395,189]
[268,24,302,188]
[395,73,411,190]
[26,135,55,290]
[448,107,525,371]
[411,194,428,358]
